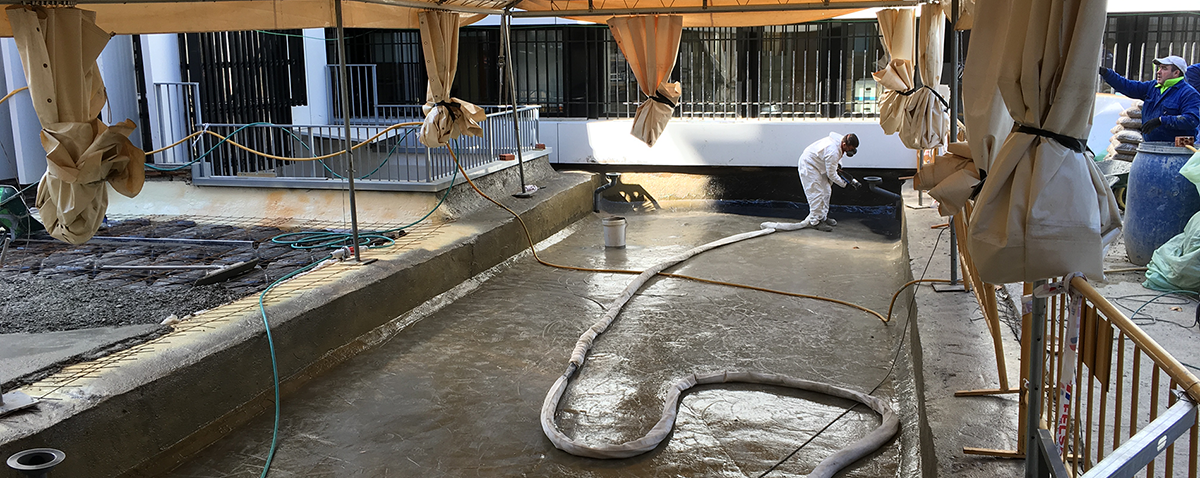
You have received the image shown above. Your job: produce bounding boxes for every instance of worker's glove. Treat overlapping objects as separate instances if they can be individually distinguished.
[1142,117,1163,135]
[1098,66,1106,76]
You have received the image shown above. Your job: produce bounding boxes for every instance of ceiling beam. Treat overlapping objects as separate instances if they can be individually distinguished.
[510,0,919,17]
[356,0,505,14]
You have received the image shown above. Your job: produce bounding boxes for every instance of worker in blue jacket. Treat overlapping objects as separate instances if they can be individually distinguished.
[1188,63,1200,92]
[1100,55,1200,143]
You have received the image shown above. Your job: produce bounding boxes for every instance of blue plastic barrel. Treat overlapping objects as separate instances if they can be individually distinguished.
[1124,142,1200,265]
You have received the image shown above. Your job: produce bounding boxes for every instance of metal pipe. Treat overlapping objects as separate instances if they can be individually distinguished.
[949,0,959,143]
[593,173,621,213]
[949,215,959,285]
[947,0,961,286]
[508,0,920,17]
[335,0,363,262]
[20,236,255,247]
[100,265,238,270]
[862,176,901,202]
[503,9,531,198]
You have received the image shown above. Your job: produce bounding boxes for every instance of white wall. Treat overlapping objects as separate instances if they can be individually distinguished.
[539,118,920,169]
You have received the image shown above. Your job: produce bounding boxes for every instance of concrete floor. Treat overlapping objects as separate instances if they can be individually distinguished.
[170,208,918,477]
[9,167,1193,478]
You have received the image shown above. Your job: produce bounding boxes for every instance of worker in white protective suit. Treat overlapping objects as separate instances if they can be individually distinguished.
[797,132,860,231]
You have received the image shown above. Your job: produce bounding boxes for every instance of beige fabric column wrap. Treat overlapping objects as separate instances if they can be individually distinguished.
[417,10,485,148]
[8,6,144,245]
[898,3,948,150]
[944,0,975,31]
[872,8,914,137]
[607,15,683,147]
[966,0,1122,283]
[960,0,1013,173]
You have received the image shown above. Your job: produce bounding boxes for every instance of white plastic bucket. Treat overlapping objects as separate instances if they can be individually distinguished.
[602,216,627,248]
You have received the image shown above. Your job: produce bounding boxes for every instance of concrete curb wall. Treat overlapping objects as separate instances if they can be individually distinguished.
[0,164,602,478]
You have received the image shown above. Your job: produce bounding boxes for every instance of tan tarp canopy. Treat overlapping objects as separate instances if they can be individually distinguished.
[960,0,1011,173]
[8,7,145,244]
[0,0,922,36]
[966,0,1121,283]
[608,15,683,148]
[417,10,485,147]
[0,0,489,36]
[515,0,866,28]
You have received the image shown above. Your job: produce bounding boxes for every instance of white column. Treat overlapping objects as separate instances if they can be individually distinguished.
[292,28,330,125]
[1,38,45,184]
[98,35,144,149]
[0,45,16,181]
[142,34,182,152]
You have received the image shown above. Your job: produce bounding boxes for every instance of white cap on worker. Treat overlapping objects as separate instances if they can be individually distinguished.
[1153,55,1188,73]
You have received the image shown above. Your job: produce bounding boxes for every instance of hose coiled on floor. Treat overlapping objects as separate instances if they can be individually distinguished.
[538,226,899,476]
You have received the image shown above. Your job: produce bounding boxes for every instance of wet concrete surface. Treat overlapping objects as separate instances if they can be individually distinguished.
[170,208,916,477]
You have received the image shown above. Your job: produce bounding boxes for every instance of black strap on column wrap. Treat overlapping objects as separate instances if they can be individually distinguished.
[648,93,676,108]
[1015,124,1088,154]
[435,101,460,121]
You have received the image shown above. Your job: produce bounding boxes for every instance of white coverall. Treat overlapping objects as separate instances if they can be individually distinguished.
[797,132,848,227]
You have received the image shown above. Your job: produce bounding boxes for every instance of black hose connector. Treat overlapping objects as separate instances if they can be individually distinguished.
[593,173,621,213]
[863,176,902,202]
[8,448,65,478]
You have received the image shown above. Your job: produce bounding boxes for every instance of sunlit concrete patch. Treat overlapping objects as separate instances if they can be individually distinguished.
[0,325,159,383]
[172,209,913,477]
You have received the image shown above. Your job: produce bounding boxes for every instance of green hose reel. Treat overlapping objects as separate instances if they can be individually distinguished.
[0,185,45,241]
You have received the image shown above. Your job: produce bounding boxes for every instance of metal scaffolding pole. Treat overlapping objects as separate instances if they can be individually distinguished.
[934,0,966,293]
[503,9,533,199]
[948,0,960,287]
[335,0,363,261]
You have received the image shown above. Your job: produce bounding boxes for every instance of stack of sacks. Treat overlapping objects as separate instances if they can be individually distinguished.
[913,142,979,217]
[1107,101,1143,162]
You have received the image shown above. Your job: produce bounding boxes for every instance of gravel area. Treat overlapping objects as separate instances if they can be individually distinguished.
[0,275,246,334]
[0,218,332,334]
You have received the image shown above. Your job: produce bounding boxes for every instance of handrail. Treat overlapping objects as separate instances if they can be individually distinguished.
[485,106,540,119]
[1069,276,1200,402]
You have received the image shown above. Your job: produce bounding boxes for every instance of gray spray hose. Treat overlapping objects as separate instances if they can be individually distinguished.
[540,226,899,475]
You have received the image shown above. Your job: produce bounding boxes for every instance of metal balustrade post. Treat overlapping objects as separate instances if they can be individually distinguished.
[1027,281,1047,478]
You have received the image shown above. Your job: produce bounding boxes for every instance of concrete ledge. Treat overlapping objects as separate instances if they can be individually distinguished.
[0,161,602,477]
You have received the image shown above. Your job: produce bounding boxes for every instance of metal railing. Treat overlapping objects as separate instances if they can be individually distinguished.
[152,82,202,165]
[1031,277,1199,477]
[326,64,434,125]
[1102,13,1200,85]
[190,106,540,189]
[948,198,1200,477]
